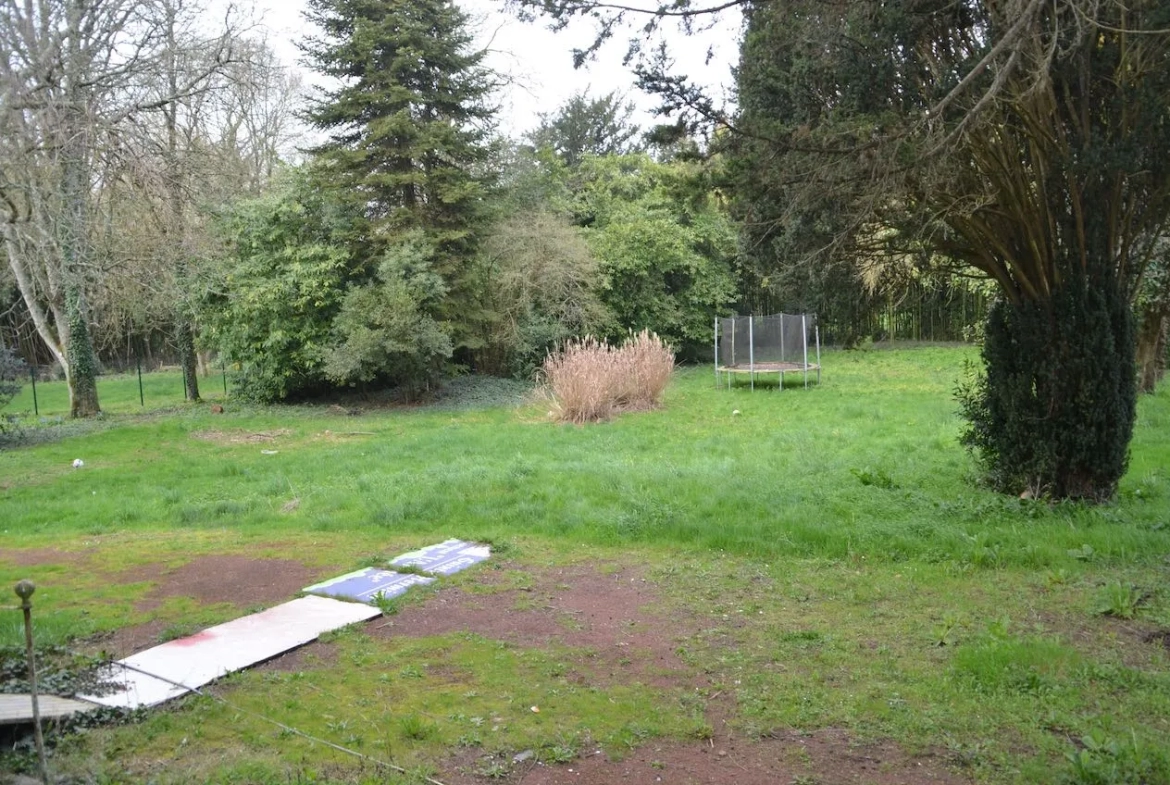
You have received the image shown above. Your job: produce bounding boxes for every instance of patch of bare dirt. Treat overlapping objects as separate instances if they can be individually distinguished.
[1045,609,1170,670]
[189,428,291,445]
[414,562,970,785]
[87,619,172,659]
[133,555,319,610]
[74,553,974,784]
[312,429,376,442]
[0,547,87,568]
[372,564,691,687]
[113,560,170,586]
[447,728,969,785]
[86,556,324,657]
[1145,629,1170,653]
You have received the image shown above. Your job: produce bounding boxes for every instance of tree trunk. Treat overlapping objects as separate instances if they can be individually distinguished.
[177,317,200,402]
[1136,303,1169,394]
[65,283,100,417]
[3,235,68,373]
[61,134,101,419]
[164,4,200,404]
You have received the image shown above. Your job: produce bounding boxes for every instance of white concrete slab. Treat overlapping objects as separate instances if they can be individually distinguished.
[303,567,434,604]
[390,539,491,576]
[80,596,380,710]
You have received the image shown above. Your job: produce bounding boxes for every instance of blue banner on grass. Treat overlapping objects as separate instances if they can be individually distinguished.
[390,539,491,576]
[303,568,434,604]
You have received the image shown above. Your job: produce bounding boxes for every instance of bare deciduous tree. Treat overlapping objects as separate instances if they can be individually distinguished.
[0,0,241,416]
[76,32,301,380]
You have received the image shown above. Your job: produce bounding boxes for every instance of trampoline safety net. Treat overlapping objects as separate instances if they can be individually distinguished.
[718,313,817,368]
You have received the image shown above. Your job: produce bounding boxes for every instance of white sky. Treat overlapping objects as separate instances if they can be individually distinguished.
[245,0,743,138]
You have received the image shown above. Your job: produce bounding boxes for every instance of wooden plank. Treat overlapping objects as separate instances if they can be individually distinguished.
[79,596,381,710]
[0,694,97,726]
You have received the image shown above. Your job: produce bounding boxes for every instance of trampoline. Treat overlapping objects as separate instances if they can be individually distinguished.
[715,313,821,390]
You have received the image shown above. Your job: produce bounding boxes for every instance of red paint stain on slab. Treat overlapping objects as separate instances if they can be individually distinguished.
[167,630,215,647]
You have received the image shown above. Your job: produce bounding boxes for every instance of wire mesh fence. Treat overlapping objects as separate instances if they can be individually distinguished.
[2,363,231,420]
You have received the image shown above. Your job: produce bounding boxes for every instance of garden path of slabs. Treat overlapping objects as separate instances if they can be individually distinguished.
[4,540,492,720]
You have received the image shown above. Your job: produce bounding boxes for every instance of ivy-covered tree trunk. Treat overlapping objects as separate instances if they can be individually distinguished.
[61,130,101,419]
[962,269,1136,500]
[64,282,100,418]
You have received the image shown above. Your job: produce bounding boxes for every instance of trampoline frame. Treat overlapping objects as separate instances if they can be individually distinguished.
[714,313,821,391]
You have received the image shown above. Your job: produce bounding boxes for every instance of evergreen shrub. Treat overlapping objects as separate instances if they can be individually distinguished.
[957,277,1136,501]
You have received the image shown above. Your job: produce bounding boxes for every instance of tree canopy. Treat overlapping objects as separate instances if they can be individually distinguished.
[528,90,641,167]
[302,0,497,265]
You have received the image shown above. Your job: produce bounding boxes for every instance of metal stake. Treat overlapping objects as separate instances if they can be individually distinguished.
[779,315,785,392]
[815,322,822,385]
[748,315,755,391]
[28,367,39,421]
[15,580,49,785]
[713,317,719,389]
[802,314,809,389]
[29,365,38,416]
[780,314,785,364]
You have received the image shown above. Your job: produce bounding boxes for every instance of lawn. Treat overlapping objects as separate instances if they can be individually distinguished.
[1,346,1168,784]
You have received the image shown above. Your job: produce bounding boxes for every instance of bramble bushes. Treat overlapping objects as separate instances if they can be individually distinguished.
[204,177,453,402]
[322,233,452,398]
[542,330,674,423]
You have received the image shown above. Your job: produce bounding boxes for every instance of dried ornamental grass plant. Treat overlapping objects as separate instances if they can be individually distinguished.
[543,330,675,423]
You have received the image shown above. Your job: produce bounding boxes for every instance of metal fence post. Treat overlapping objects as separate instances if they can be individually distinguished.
[29,365,38,416]
[15,580,49,785]
[713,317,719,388]
[137,354,145,407]
[749,315,755,391]
[802,313,809,389]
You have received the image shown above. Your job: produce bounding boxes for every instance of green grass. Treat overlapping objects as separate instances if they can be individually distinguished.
[3,348,1166,565]
[1,346,1169,784]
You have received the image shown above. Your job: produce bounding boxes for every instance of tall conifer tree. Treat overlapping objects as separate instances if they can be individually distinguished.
[302,0,496,280]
